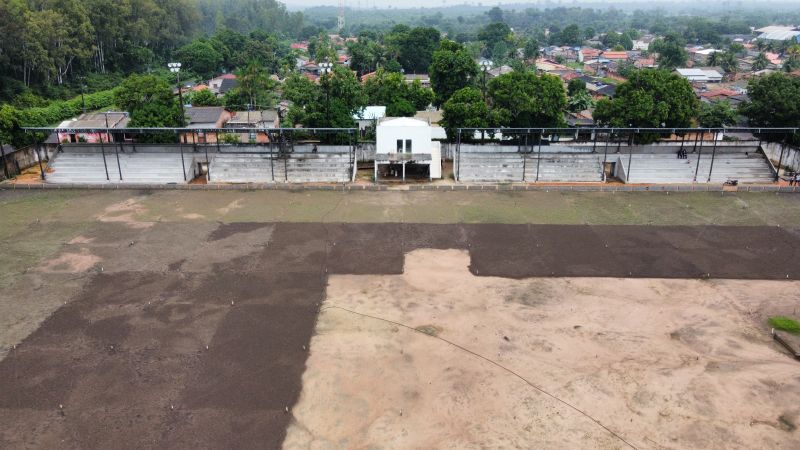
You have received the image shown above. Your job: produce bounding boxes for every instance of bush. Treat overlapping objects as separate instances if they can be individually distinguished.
[769,316,800,334]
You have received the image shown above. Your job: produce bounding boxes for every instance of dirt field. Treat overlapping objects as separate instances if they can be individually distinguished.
[287,249,800,449]
[1,190,800,449]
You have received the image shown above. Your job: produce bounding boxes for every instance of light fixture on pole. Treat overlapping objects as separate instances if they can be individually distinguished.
[168,62,186,127]
[319,62,334,123]
[480,60,493,101]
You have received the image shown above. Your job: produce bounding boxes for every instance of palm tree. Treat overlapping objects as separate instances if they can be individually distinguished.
[752,52,769,71]
[720,51,739,75]
[707,51,722,67]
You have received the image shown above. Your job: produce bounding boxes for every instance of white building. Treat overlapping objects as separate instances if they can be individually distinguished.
[374,117,441,181]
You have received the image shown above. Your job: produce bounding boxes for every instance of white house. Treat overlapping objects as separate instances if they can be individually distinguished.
[374,117,441,181]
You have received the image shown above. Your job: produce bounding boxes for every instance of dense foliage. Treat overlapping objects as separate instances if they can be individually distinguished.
[594,70,699,129]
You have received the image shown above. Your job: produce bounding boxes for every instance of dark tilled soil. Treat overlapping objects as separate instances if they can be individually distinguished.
[1,223,799,449]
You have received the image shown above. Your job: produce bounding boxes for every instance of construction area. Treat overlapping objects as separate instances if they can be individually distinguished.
[1,188,800,449]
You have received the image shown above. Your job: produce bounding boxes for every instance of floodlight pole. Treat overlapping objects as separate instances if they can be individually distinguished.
[169,63,186,126]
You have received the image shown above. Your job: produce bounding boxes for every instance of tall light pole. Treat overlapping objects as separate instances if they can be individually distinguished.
[168,62,186,127]
[319,62,333,125]
[480,60,493,101]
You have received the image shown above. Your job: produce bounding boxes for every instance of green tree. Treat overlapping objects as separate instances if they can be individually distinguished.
[568,89,595,112]
[523,37,540,60]
[176,40,223,79]
[407,80,435,110]
[651,33,689,70]
[386,99,416,117]
[487,71,566,128]
[720,52,739,76]
[698,100,737,127]
[593,70,699,129]
[114,74,183,127]
[441,87,491,141]
[303,65,367,128]
[567,78,586,96]
[224,64,275,110]
[429,40,478,106]
[478,23,512,53]
[385,26,440,73]
[740,73,800,128]
[190,88,220,107]
[752,52,770,71]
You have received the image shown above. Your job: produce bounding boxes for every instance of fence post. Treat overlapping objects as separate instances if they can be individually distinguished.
[521,131,528,182]
[455,128,461,181]
[626,130,633,183]
[178,131,186,181]
[707,131,719,182]
[112,130,122,181]
[0,142,8,179]
[693,130,705,182]
[602,129,610,181]
[535,129,543,182]
[35,137,46,181]
[205,132,211,182]
[100,132,110,181]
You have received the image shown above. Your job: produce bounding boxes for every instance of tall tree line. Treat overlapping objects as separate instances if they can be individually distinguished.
[0,0,304,97]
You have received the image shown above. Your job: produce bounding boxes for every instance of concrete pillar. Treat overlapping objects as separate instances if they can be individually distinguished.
[402,161,406,182]
[374,160,378,183]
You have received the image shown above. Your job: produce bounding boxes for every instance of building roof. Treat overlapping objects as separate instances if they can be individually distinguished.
[676,68,723,82]
[378,117,429,127]
[354,106,387,121]
[185,107,226,125]
[487,65,513,78]
[602,51,629,60]
[758,29,800,41]
[699,89,738,99]
[219,78,238,94]
[58,112,130,129]
[581,48,602,58]
[413,110,443,125]
[228,110,279,125]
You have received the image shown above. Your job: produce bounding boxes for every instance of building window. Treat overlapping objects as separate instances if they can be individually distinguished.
[405,139,412,153]
[396,139,403,152]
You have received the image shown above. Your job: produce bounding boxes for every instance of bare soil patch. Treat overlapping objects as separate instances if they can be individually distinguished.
[287,249,800,449]
[1,223,799,449]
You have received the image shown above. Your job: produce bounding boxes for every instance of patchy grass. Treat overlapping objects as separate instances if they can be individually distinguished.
[769,316,800,334]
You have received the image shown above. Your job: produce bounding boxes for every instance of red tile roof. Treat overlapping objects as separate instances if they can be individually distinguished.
[699,89,738,98]
[581,48,601,58]
[602,51,629,60]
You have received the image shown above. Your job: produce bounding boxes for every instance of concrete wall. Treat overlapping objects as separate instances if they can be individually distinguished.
[763,142,800,173]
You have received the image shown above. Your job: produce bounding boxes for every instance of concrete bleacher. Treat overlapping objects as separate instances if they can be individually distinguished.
[210,154,285,183]
[458,152,603,182]
[47,152,190,184]
[210,153,351,183]
[623,147,774,184]
[458,153,524,182]
[527,153,603,182]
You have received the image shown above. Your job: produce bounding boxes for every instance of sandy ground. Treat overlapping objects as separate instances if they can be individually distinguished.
[286,249,800,450]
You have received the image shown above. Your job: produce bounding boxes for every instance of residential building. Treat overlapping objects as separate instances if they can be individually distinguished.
[182,107,232,144]
[57,112,130,144]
